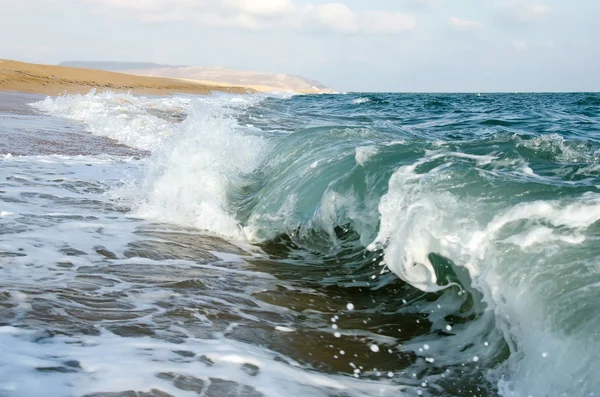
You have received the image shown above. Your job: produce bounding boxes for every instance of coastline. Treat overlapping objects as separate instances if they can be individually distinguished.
[129,74,330,94]
[0,59,254,96]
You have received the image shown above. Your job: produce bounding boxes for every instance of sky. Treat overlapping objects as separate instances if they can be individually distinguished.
[0,0,599,92]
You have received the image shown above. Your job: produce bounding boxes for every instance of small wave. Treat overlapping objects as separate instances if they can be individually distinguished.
[516,133,599,163]
[479,119,522,127]
[574,95,600,107]
[424,100,449,108]
[351,97,371,105]
[355,145,379,166]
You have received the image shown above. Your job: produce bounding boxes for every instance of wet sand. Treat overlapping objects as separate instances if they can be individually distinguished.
[0,59,254,96]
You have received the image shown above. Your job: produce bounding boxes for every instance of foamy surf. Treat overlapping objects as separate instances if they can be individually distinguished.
[1,91,599,396]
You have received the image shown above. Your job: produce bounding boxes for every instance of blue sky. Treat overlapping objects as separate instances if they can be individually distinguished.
[0,0,598,92]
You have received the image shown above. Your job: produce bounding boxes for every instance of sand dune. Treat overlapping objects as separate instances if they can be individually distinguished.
[0,59,253,96]
[120,66,333,94]
[59,61,333,94]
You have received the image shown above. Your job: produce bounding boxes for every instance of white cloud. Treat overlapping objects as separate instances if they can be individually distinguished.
[496,1,551,22]
[221,0,294,16]
[296,4,417,34]
[450,17,484,31]
[76,0,416,34]
[305,3,358,34]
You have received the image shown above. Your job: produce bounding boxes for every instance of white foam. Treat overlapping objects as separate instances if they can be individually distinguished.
[131,100,269,238]
[522,166,535,176]
[424,149,498,166]
[503,226,586,249]
[355,145,379,166]
[32,91,189,151]
[275,326,296,333]
[0,325,407,397]
[352,97,371,105]
[35,91,269,239]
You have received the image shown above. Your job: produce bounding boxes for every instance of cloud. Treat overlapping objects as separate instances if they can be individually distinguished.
[496,1,551,22]
[450,17,484,31]
[76,0,416,35]
[305,3,359,34]
[299,4,417,34]
[221,0,294,16]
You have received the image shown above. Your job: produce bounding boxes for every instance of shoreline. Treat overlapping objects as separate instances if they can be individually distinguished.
[0,59,254,96]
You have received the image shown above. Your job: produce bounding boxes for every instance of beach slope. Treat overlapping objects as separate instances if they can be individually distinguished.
[0,59,252,96]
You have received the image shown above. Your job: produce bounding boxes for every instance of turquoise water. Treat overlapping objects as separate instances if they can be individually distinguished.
[1,91,599,396]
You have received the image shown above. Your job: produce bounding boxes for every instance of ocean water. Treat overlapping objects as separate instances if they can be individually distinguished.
[1,90,600,397]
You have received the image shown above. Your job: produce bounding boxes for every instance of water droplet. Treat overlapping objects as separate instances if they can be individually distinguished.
[334,332,341,338]
[346,303,355,311]
[370,344,380,353]
[446,325,452,331]
[423,344,430,350]
[473,356,479,362]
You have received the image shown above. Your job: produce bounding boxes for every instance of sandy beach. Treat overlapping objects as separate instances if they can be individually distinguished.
[0,59,253,96]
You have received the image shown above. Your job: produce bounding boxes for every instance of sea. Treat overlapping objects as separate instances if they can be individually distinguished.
[1,89,599,397]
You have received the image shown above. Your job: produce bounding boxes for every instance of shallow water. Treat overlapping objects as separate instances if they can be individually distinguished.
[1,91,600,397]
